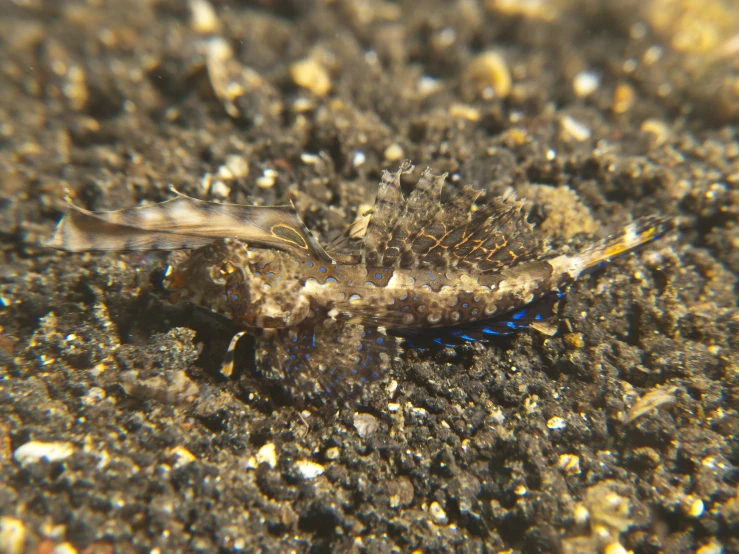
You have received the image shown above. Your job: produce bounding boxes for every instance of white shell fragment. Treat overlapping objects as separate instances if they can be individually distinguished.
[353,412,380,438]
[13,441,75,465]
[429,501,448,524]
[256,443,277,469]
[295,460,325,480]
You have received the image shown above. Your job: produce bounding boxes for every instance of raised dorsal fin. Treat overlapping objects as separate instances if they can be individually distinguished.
[361,160,413,266]
[361,164,545,272]
[49,188,332,263]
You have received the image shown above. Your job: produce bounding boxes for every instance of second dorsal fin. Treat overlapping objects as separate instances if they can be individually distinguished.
[361,163,545,273]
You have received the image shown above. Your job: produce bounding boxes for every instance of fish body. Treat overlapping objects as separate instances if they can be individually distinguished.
[52,161,676,402]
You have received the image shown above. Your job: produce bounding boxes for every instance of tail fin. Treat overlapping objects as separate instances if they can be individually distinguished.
[573,215,677,276]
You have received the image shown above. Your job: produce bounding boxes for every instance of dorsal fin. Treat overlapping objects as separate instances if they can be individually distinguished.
[49,188,333,263]
[361,164,545,273]
[361,160,413,266]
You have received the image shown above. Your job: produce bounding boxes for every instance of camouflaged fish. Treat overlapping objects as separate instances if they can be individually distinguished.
[50,161,675,402]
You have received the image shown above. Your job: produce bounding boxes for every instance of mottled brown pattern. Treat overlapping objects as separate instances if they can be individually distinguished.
[52,163,675,403]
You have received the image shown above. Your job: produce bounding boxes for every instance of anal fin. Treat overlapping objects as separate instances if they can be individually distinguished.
[423,293,562,346]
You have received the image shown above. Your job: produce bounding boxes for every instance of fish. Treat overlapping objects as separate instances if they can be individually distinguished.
[50,161,676,403]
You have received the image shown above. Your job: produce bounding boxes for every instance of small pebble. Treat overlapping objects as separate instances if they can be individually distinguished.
[465,51,511,99]
[383,143,404,162]
[449,103,481,121]
[640,119,671,145]
[354,412,380,438]
[81,387,106,406]
[643,45,663,65]
[13,441,74,465]
[604,543,628,554]
[429,501,447,524]
[290,58,331,96]
[612,83,636,114]
[560,116,591,143]
[210,180,231,198]
[572,70,600,97]
[190,0,220,34]
[558,454,581,475]
[224,155,249,179]
[325,447,340,460]
[417,75,442,97]
[0,517,26,554]
[300,153,320,165]
[53,543,77,554]
[352,151,366,167]
[169,446,197,469]
[292,97,315,112]
[295,460,324,480]
[625,386,678,423]
[256,168,278,189]
[573,504,590,526]
[256,443,277,469]
[696,541,724,554]
[685,497,705,518]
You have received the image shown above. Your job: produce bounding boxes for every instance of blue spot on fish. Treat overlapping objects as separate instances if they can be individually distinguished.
[512,309,527,320]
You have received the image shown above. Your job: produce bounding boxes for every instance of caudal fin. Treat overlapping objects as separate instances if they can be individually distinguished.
[574,215,677,275]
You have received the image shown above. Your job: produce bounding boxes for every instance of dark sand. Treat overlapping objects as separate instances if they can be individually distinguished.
[1,1,738,552]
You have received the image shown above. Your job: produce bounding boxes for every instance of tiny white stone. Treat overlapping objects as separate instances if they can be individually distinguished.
[354,413,379,438]
[417,76,442,97]
[572,70,600,97]
[81,387,106,406]
[573,504,590,526]
[224,154,249,179]
[689,498,705,518]
[169,446,197,469]
[352,151,366,168]
[210,180,231,198]
[558,453,581,475]
[604,543,628,554]
[300,153,320,164]
[13,441,74,465]
[190,0,220,34]
[256,443,277,469]
[560,115,592,142]
[52,542,77,554]
[0,516,26,554]
[547,416,567,430]
[325,447,340,460]
[429,501,448,524]
[696,541,724,554]
[295,460,324,480]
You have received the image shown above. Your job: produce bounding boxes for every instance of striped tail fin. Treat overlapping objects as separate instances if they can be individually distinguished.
[548,215,677,283]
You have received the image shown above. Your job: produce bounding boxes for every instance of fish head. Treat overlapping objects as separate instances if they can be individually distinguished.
[163,238,310,328]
